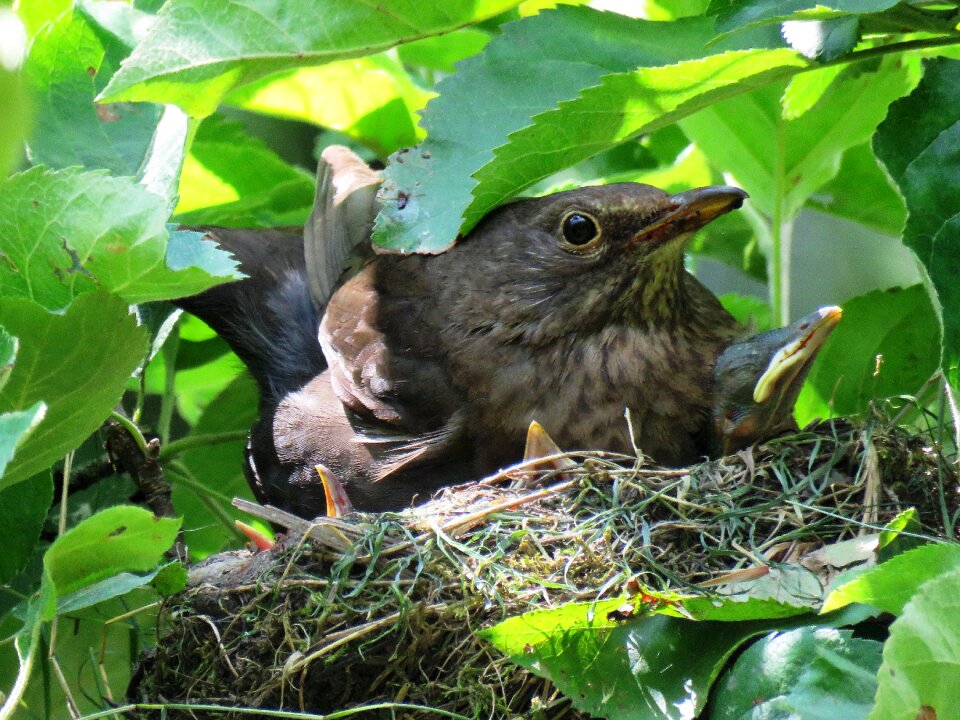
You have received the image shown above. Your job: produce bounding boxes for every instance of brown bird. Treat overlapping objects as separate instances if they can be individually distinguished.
[713,305,842,455]
[177,147,747,516]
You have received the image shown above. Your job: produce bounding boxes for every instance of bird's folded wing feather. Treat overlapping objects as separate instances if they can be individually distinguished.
[304,145,383,310]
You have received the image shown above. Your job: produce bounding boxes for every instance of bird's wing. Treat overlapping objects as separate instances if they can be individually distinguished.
[319,265,468,479]
[303,145,383,310]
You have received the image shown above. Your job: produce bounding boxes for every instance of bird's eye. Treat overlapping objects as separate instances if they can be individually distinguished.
[561,212,601,250]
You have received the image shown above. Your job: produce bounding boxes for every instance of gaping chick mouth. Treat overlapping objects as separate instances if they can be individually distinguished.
[753,305,843,404]
[635,185,749,246]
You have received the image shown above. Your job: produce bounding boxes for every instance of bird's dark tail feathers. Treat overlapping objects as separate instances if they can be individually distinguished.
[174,227,328,404]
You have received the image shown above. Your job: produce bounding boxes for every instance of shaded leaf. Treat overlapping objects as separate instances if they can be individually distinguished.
[794,285,940,423]
[0,472,53,584]
[100,0,523,116]
[227,53,432,156]
[823,543,960,615]
[175,373,259,559]
[711,0,899,33]
[870,566,960,720]
[807,142,905,235]
[485,595,821,720]
[874,58,960,366]
[44,505,180,598]
[57,567,163,614]
[711,627,882,720]
[0,292,148,488]
[0,166,241,309]
[375,5,806,252]
[22,7,162,176]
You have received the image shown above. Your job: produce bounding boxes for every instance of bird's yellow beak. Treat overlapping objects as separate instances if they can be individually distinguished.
[753,306,842,403]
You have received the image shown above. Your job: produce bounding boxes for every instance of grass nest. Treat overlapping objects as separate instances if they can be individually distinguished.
[128,416,957,719]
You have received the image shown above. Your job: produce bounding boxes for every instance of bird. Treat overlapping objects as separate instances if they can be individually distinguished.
[712,305,842,456]
[176,146,747,516]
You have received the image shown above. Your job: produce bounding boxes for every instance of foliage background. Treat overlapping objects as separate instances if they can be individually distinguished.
[0,0,958,718]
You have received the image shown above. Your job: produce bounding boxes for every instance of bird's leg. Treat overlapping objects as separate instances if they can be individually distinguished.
[317,464,354,517]
[515,421,578,488]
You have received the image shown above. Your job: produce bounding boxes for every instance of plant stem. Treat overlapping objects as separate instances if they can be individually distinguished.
[109,412,149,455]
[157,431,250,461]
[158,324,180,446]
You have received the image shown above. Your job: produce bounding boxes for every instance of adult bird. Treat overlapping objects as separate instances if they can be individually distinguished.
[176,147,747,516]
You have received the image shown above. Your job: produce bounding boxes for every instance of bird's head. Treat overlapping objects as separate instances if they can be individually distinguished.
[437,183,748,343]
[713,305,843,455]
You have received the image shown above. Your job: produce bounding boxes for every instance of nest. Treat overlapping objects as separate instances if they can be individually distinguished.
[128,417,957,719]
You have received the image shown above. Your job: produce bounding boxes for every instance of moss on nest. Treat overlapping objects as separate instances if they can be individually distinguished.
[128,417,956,719]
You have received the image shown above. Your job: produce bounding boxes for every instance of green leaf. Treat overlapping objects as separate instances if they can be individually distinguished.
[0,292,148,488]
[0,166,242,309]
[174,115,314,226]
[375,5,806,252]
[0,403,47,479]
[781,17,860,62]
[711,627,882,720]
[43,505,180,598]
[794,285,941,423]
[822,543,960,615]
[396,28,491,73]
[56,567,163,614]
[226,53,433,156]
[869,567,960,720]
[99,0,523,116]
[22,6,163,176]
[679,57,919,220]
[175,373,259,559]
[807,142,905,235]
[0,41,30,175]
[485,595,817,720]
[874,58,960,367]
[0,472,53,584]
[712,0,899,33]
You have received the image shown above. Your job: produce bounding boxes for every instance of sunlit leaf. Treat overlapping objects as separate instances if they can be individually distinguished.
[100,0,523,116]
[227,53,433,156]
[0,292,148,489]
[795,285,941,423]
[44,505,180,598]
[0,167,241,309]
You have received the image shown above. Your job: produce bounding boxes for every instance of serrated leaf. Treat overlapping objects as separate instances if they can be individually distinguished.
[869,566,960,720]
[0,292,148,488]
[822,543,960,615]
[375,5,805,252]
[0,166,241,309]
[174,115,314,225]
[99,0,523,116]
[794,285,941,423]
[396,28,491,73]
[0,472,53,584]
[679,57,919,220]
[22,6,162,176]
[874,58,960,367]
[711,627,882,720]
[711,0,899,33]
[781,64,843,119]
[226,53,432,156]
[43,505,180,598]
